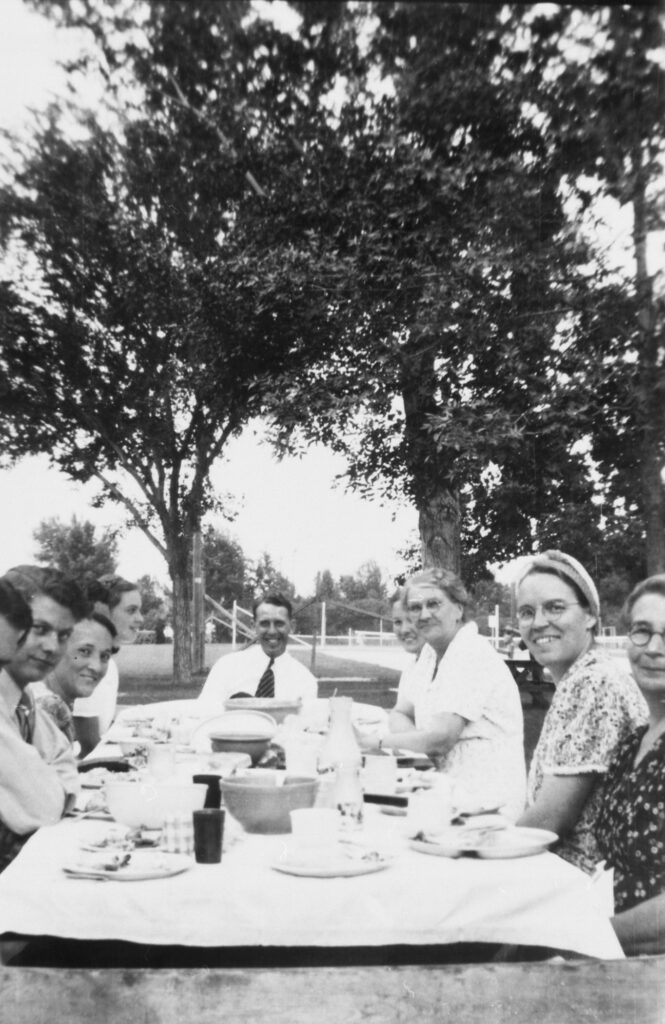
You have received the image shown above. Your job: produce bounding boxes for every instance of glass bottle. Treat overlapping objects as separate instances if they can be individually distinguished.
[317,696,364,829]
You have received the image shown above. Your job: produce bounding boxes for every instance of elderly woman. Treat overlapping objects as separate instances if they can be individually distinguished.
[595,575,665,955]
[516,550,647,874]
[72,575,144,745]
[30,612,117,755]
[375,568,526,820]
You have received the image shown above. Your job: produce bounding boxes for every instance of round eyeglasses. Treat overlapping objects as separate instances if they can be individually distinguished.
[516,600,581,625]
[628,626,665,648]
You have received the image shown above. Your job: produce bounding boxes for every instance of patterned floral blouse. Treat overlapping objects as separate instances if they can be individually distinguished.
[596,726,665,913]
[34,690,76,745]
[527,648,647,874]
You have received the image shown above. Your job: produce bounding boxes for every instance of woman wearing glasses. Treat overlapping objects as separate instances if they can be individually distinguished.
[375,568,526,821]
[516,551,646,874]
[595,576,665,954]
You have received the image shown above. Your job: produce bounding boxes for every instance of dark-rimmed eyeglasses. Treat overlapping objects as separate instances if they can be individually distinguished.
[516,600,581,625]
[628,626,665,648]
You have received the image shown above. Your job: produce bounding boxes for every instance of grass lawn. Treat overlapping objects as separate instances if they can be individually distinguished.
[117,644,546,765]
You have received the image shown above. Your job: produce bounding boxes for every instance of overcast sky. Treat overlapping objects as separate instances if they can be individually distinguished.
[0,0,418,594]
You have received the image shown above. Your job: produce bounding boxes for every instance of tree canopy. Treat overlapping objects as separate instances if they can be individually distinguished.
[33,515,118,580]
[1,0,662,668]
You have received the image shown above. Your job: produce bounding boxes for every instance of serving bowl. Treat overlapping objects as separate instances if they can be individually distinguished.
[223,697,303,725]
[220,771,319,833]
[195,711,277,765]
[105,780,208,829]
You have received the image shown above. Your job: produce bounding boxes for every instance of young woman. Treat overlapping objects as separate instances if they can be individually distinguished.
[596,575,665,955]
[376,568,526,820]
[516,550,647,873]
[31,613,117,755]
[72,575,144,748]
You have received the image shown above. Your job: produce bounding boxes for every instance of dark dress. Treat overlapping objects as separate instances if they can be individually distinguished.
[595,725,665,913]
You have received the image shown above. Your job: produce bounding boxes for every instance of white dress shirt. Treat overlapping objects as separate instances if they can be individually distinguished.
[198,644,318,706]
[0,669,79,834]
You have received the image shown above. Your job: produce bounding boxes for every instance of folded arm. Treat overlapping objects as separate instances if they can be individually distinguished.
[0,725,70,834]
[517,773,596,836]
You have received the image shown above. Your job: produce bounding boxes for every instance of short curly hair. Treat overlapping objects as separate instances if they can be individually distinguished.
[404,567,469,617]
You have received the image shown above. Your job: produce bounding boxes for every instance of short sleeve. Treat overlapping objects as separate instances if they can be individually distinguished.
[429,629,501,722]
[541,660,646,776]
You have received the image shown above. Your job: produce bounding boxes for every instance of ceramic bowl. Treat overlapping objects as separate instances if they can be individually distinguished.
[219,771,319,834]
[105,780,208,829]
[197,711,277,765]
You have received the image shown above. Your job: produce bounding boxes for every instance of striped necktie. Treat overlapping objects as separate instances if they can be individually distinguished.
[256,657,275,699]
[16,690,35,744]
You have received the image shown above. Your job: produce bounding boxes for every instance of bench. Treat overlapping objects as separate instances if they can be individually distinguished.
[2,957,664,1023]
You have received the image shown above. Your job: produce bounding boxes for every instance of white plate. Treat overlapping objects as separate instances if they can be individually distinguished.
[63,851,193,881]
[273,857,391,878]
[474,827,558,859]
[409,836,465,858]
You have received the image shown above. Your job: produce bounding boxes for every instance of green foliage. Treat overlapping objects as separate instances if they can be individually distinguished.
[202,527,248,606]
[247,552,296,602]
[33,515,118,581]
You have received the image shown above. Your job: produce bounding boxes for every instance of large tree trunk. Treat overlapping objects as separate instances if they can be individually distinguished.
[169,533,194,687]
[418,489,462,573]
[400,341,462,573]
[633,149,665,574]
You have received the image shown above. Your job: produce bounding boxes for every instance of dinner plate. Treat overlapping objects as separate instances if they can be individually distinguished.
[79,827,162,853]
[473,827,558,859]
[409,835,466,858]
[63,851,193,881]
[272,857,391,879]
[409,826,558,860]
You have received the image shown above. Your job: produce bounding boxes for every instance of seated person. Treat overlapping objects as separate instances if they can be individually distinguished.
[391,587,425,661]
[366,568,526,821]
[72,574,144,746]
[0,566,86,872]
[515,550,647,873]
[199,593,317,706]
[595,575,665,955]
[30,612,117,756]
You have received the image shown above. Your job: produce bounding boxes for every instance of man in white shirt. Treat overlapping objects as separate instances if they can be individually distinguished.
[199,593,317,706]
[0,567,85,872]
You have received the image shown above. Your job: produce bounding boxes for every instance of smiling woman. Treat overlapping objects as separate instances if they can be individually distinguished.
[516,550,648,874]
[30,613,117,748]
[368,568,527,821]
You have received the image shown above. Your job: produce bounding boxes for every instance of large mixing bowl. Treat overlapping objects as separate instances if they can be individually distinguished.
[219,771,319,834]
[105,780,208,829]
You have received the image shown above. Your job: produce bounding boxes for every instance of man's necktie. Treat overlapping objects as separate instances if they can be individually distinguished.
[256,657,275,699]
[15,691,35,743]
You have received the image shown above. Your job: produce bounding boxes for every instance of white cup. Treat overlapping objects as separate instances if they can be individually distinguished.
[406,779,453,835]
[147,742,176,781]
[289,808,339,853]
[362,754,398,795]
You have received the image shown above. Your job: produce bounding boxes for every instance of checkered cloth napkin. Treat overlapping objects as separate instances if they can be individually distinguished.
[162,815,194,855]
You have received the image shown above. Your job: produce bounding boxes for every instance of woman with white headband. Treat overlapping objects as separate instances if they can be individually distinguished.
[515,550,647,873]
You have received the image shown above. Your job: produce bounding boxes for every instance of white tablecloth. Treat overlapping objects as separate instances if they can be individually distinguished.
[0,813,623,960]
